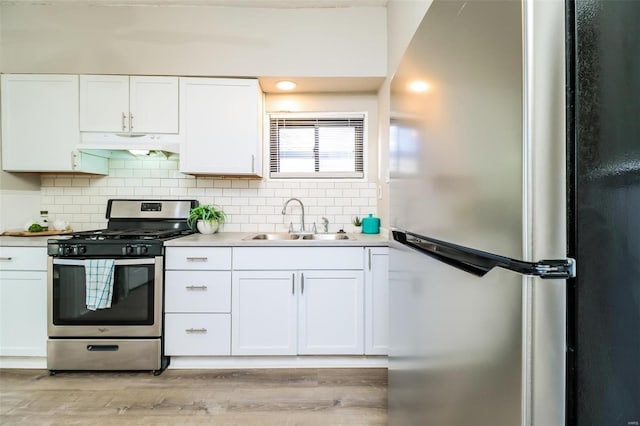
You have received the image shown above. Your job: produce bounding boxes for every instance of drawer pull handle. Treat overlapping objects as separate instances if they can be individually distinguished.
[87,345,119,352]
[0,257,12,261]
[186,285,208,290]
[186,257,208,262]
[186,328,207,334]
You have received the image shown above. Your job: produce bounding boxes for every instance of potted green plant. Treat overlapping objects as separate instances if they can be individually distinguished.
[188,204,226,234]
[353,216,362,232]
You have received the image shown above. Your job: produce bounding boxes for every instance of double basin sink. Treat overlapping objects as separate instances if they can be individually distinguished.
[244,233,351,241]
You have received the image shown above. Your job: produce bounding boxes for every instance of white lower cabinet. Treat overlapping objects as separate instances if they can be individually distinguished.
[164,248,232,356]
[165,245,386,360]
[0,247,48,357]
[231,246,365,356]
[231,271,297,355]
[297,270,364,355]
[364,247,389,355]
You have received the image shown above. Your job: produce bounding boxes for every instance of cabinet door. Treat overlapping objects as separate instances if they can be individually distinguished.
[80,75,129,132]
[0,271,47,356]
[232,270,296,355]
[364,247,389,355]
[129,76,179,134]
[1,74,80,172]
[180,77,262,176]
[297,270,364,355]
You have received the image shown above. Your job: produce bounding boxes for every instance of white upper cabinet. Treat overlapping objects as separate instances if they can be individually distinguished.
[1,74,108,174]
[79,75,179,134]
[179,77,263,176]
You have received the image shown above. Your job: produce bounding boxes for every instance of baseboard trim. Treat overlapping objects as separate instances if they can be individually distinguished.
[168,355,388,369]
[0,356,47,369]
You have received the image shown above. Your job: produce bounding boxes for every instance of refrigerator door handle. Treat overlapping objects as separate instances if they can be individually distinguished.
[393,230,576,279]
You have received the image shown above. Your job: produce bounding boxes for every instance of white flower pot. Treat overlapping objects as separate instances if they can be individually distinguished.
[196,220,219,234]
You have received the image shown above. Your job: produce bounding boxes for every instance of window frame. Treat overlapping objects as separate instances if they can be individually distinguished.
[267,112,367,180]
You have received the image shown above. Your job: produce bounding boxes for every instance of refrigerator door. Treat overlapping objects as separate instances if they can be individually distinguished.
[388,0,567,425]
[389,239,523,426]
[389,1,525,425]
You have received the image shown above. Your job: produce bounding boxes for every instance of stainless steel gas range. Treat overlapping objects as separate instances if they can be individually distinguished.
[46,199,197,375]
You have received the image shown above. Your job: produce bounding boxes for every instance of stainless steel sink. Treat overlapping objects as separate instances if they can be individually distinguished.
[300,233,350,240]
[245,233,301,240]
[244,233,351,241]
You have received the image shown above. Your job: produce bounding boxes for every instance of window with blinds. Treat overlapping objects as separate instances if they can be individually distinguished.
[269,114,365,178]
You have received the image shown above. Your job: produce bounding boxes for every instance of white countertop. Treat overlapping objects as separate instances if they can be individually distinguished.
[164,230,389,247]
[0,231,389,248]
[0,236,58,247]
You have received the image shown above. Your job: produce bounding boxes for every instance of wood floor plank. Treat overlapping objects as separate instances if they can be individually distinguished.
[0,368,387,425]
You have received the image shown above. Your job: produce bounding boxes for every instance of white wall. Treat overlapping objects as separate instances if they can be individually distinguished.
[0,4,42,229]
[377,0,431,226]
[386,0,433,77]
[0,4,386,78]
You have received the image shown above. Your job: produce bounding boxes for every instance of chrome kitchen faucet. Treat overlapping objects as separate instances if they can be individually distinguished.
[282,198,307,233]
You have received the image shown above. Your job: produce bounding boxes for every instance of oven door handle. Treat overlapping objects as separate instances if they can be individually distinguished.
[52,258,157,266]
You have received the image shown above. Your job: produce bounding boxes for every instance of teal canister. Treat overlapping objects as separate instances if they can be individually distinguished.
[361,213,380,234]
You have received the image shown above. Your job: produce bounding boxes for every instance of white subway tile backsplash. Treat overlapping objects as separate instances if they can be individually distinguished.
[39,157,378,231]
[55,178,72,187]
[240,223,258,232]
[232,180,249,189]
[258,223,276,232]
[133,169,152,178]
[273,188,292,198]
[213,180,231,188]
[150,169,169,178]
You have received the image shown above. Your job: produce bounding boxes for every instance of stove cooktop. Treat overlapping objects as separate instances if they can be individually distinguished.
[69,228,188,241]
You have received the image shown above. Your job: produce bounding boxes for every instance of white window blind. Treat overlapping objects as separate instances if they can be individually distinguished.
[269,114,365,178]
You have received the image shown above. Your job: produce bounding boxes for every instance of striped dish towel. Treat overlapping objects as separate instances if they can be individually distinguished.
[85,259,115,311]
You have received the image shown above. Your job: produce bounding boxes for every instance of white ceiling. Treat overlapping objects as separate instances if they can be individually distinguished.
[0,0,387,7]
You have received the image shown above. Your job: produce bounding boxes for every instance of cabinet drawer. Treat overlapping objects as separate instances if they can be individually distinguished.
[233,247,363,270]
[164,313,230,356]
[165,247,231,270]
[0,247,47,271]
[165,271,231,313]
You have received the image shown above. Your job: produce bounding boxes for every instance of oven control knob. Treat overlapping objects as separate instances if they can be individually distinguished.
[78,245,87,255]
[64,246,75,255]
[123,245,134,255]
[138,245,148,255]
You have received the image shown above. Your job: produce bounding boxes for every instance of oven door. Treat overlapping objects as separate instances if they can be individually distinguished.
[47,257,163,338]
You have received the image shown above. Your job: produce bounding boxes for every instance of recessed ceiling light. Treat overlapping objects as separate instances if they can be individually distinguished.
[276,80,297,91]
[409,81,430,92]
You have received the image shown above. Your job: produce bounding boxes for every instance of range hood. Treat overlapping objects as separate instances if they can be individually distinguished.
[77,132,182,155]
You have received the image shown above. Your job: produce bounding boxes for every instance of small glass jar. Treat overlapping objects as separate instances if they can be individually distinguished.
[39,210,49,230]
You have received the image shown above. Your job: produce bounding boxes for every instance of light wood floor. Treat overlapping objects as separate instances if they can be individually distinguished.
[0,368,387,425]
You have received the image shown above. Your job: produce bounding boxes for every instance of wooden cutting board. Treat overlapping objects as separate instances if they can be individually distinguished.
[1,229,74,237]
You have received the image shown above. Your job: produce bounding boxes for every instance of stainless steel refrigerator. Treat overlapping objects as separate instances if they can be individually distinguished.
[388,1,639,425]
